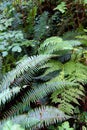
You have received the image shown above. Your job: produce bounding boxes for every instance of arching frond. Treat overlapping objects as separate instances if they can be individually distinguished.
[0,55,51,91]
[42,60,87,84]
[39,36,81,54]
[0,81,77,119]
[11,106,71,129]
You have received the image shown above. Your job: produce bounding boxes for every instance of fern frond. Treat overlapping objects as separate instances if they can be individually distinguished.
[24,81,77,104]
[0,81,77,118]
[0,87,21,106]
[0,57,2,81]
[40,60,62,76]
[51,86,84,114]
[64,61,87,83]
[44,60,87,84]
[76,35,87,46]
[11,106,70,129]
[39,36,81,54]
[63,40,81,47]
[0,55,51,91]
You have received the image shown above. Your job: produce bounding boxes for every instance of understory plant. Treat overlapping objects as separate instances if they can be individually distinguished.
[0,36,87,129]
[0,0,87,130]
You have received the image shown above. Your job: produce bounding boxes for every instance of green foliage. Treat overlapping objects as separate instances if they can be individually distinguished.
[0,30,24,56]
[0,0,87,129]
[51,86,84,114]
[48,121,74,130]
[0,35,87,129]
[39,36,81,54]
[2,121,24,130]
[0,54,77,119]
[34,11,49,40]
[0,54,51,91]
[54,2,67,13]
[0,57,3,80]
[38,36,87,115]
[58,121,74,130]
[78,112,87,124]
[1,106,70,130]
[21,106,70,129]
[0,87,21,105]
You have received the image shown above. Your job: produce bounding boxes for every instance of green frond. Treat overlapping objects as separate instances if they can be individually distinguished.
[44,60,87,84]
[0,57,2,81]
[11,106,70,129]
[40,37,63,47]
[0,87,21,106]
[0,81,77,118]
[76,35,87,46]
[24,81,77,104]
[64,61,87,83]
[39,36,81,54]
[0,55,51,91]
[51,86,84,114]
[40,60,62,76]
[63,40,81,47]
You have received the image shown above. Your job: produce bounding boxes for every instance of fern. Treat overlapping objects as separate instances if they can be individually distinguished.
[5,106,70,129]
[34,11,49,40]
[39,36,81,54]
[0,55,51,91]
[38,37,86,115]
[0,80,77,118]
[51,86,84,114]
[64,61,87,83]
[0,87,21,105]
[0,36,86,128]
[41,61,86,114]
[76,35,87,46]
[0,57,3,81]
[22,81,77,106]
[41,60,87,84]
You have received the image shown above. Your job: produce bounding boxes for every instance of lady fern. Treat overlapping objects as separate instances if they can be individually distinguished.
[51,86,84,114]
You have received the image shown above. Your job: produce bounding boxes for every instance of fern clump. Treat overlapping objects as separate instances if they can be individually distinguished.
[39,36,81,54]
[0,36,86,129]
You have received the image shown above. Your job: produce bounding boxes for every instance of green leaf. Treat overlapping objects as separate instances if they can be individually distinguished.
[0,24,6,31]
[54,2,67,13]
[62,121,70,128]
[84,0,87,4]
[4,18,14,28]
[58,126,64,130]
[58,121,74,130]
[12,46,22,52]
[0,45,5,50]
[2,51,8,57]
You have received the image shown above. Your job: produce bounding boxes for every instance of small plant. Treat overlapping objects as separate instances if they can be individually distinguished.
[58,121,74,130]
[48,121,74,130]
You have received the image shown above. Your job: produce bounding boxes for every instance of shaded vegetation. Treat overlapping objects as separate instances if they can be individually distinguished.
[0,0,87,129]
